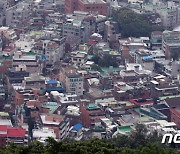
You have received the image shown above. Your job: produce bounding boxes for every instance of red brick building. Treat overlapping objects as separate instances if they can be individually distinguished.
[80,102,105,128]
[170,108,180,129]
[65,0,108,16]
[130,98,154,108]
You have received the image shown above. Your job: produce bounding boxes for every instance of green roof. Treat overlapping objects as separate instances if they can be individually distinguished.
[42,102,59,114]
[87,103,100,110]
[0,55,12,63]
[94,125,106,132]
[26,52,36,56]
[100,72,109,77]
[103,89,112,93]
[118,126,132,133]
[87,55,93,60]
[134,108,140,113]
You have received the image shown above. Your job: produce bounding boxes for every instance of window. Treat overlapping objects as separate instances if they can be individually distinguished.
[70,88,75,91]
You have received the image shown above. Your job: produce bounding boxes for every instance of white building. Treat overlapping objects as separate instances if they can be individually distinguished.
[144,1,180,29]
[66,106,80,116]
[63,11,96,44]
[0,0,14,26]
[59,93,78,105]
[50,91,79,105]
[15,34,35,53]
[13,51,40,74]
[40,114,70,140]
[65,72,84,96]
[71,51,87,64]
[5,1,31,29]
[32,127,56,143]
[33,39,65,65]
[0,26,17,42]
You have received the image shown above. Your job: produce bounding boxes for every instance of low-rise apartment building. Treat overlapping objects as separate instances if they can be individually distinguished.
[65,0,108,16]
[162,30,180,59]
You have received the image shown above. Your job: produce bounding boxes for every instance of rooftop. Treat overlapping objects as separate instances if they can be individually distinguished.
[80,0,106,4]
[24,75,45,82]
[118,125,133,133]
[65,72,81,78]
[73,123,83,131]
[130,99,154,105]
[87,103,100,110]
[7,127,26,138]
[45,79,58,85]
[40,114,64,126]
[33,128,56,139]
[0,126,26,138]
[42,102,60,114]
[165,97,180,108]
[0,112,9,117]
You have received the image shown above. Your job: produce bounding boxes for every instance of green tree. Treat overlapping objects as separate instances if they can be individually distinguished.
[91,55,100,64]
[112,8,163,37]
[91,64,102,72]
[26,141,45,154]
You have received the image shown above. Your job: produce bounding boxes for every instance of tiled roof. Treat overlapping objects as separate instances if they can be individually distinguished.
[0,125,8,131]
[0,125,26,138]
[165,97,180,108]
[7,128,26,137]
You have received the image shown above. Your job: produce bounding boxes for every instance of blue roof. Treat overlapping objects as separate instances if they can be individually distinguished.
[143,56,152,60]
[46,79,58,84]
[46,87,65,92]
[73,123,83,131]
[40,55,46,62]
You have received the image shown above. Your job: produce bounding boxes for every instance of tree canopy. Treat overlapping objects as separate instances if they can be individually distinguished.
[91,55,118,67]
[0,138,178,154]
[112,8,163,37]
[0,124,179,154]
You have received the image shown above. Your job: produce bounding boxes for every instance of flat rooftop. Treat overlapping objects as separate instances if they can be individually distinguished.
[80,0,106,4]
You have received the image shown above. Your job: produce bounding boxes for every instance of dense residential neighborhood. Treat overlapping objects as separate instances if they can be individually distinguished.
[0,0,179,147]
